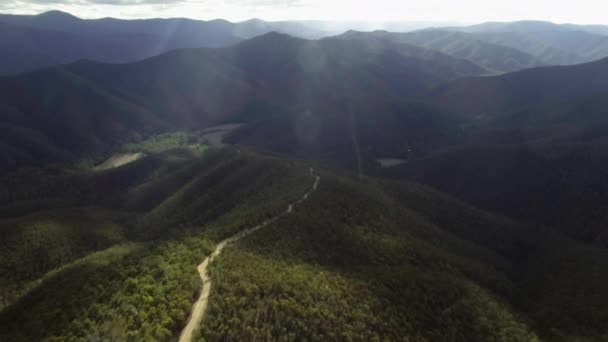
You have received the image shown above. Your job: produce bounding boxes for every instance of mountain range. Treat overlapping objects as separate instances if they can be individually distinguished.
[3,11,608,75]
[0,31,487,168]
[2,11,608,242]
[0,10,326,75]
[2,10,608,342]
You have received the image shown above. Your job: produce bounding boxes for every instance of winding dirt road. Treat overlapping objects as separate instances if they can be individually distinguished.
[178,168,320,342]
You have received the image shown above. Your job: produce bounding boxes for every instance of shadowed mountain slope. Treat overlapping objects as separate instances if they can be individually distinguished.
[0,11,333,75]
[430,56,608,121]
[0,32,486,170]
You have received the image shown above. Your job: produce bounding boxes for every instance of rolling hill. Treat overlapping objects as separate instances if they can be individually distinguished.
[430,56,608,121]
[339,29,544,73]
[451,20,608,65]
[0,11,333,75]
[0,146,607,340]
[372,57,608,246]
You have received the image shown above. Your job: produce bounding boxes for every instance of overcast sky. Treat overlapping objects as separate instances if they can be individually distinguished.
[2,0,608,24]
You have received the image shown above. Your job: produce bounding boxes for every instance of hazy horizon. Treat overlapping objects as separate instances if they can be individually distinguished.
[2,0,608,25]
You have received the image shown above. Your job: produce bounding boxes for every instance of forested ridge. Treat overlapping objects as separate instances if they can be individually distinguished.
[197,171,531,341]
[0,143,312,341]
[1,138,608,341]
[197,170,608,341]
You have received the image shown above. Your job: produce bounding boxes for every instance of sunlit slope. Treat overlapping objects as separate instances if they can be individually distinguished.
[0,147,313,341]
[0,207,126,310]
[0,141,305,302]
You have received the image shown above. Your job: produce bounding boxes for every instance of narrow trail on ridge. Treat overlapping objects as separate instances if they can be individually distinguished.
[178,168,321,342]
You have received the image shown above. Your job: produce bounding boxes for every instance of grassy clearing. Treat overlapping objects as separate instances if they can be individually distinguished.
[119,132,209,155]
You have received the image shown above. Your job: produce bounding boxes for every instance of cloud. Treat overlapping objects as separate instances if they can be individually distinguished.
[0,0,314,20]
[22,0,184,4]
[19,0,303,5]
[0,0,309,20]
[1,0,608,24]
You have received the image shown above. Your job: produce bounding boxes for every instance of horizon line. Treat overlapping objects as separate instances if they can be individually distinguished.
[3,9,608,27]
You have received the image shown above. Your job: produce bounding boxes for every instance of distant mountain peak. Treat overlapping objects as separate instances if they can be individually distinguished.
[337,30,389,40]
[233,30,300,48]
[254,31,293,40]
[207,18,231,25]
[339,30,366,38]
[236,18,270,31]
[36,10,80,21]
[467,20,569,33]
[243,18,265,24]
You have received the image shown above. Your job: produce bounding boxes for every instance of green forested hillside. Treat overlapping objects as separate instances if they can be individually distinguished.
[196,167,608,341]
[0,146,313,341]
[0,207,126,310]
[0,145,607,341]
[200,172,536,341]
